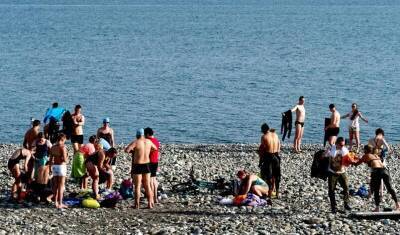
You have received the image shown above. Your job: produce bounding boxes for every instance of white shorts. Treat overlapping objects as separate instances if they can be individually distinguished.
[52,165,67,177]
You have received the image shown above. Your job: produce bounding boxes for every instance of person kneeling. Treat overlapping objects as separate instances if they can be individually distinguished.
[85,148,118,199]
[237,170,268,197]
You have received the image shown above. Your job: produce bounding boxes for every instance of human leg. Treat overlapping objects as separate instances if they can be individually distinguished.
[338,173,350,210]
[142,173,154,209]
[328,174,338,212]
[133,174,142,209]
[381,169,400,209]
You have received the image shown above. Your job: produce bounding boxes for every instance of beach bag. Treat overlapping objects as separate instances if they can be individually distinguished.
[119,179,133,199]
[82,198,100,209]
[356,185,369,198]
[71,152,86,179]
[100,192,123,208]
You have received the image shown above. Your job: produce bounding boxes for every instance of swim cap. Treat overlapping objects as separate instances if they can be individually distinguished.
[103,118,110,123]
[136,128,144,136]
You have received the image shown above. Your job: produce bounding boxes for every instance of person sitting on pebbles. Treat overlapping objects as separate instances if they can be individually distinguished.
[85,143,118,199]
[236,170,268,198]
[8,148,33,200]
[354,145,400,212]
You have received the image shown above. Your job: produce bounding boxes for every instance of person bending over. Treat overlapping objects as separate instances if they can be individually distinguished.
[237,170,268,197]
[8,148,33,200]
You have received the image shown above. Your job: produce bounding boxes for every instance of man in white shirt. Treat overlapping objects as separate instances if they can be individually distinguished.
[327,137,351,213]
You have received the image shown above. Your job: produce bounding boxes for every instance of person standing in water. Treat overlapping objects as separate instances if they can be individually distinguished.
[291,96,306,153]
[71,105,85,153]
[325,104,341,146]
[341,103,368,152]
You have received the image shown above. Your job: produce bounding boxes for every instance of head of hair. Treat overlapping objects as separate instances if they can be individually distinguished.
[57,133,66,142]
[75,104,81,110]
[32,120,41,127]
[364,145,373,154]
[329,104,335,110]
[261,123,269,134]
[299,96,304,101]
[144,127,154,137]
[237,170,247,179]
[375,128,385,136]
[336,137,345,145]
[38,132,44,139]
[52,102,58,108]
[89,135,97,144]
[107,147,118,156]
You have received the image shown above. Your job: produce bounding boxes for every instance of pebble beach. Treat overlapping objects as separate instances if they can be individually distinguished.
[1,143,400,234]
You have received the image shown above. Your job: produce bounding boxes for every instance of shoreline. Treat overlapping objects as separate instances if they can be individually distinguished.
[1,143,400,234]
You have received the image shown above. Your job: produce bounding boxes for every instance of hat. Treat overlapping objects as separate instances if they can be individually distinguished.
[136,128,144,136]
[103,118,110,123]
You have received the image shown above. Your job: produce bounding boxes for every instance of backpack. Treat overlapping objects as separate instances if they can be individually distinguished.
[119,179,133,199]
[311,150,329,180]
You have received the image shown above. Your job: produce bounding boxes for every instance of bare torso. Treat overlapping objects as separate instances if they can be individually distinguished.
[262,131,281,153]
[361,153,384,168]
[132,138,154,164]
[24,128,39,150]
[330,111,341,128]
[293,105,306,122]
[72,113,84,135]
[50,144,68,165]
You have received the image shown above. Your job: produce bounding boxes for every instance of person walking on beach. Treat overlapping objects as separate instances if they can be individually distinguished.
[259,123,281,198]
[49,133,69,209]
[325,104,341,146]
[125,129,157,209]
[23,119,41,150]
[291,96,306,153]
[341,103,368,152]
[326,137,351,213]
[354,145,400,212]
[97,118,116,170]
[71,105,85,153]
[144,127,160,203]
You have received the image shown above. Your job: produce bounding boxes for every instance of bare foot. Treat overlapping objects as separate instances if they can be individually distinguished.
[59,204,68,209]
[131,204,139,209]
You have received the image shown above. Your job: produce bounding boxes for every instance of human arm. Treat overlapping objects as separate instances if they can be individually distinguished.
[340,113,350,119]
[291,105,298,113]
[242,176,254,195]
[124,140,136,153]
[97,151,108,172]
[358,112,368,123]
[23,151,32,172]
[110,129,115,147]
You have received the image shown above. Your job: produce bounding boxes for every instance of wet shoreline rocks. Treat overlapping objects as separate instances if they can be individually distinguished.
[1,143,400,234]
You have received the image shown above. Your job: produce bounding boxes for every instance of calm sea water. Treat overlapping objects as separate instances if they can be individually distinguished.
[1,1,400,144]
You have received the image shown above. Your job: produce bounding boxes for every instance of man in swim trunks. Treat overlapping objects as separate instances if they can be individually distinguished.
[325,104,341,146]
[71,105,85,153]
[23,119,41,150]
[259,125,281,198]
[291,96,306,153]
[326,137,351,213]
[144,127,160,203]
[49,133,69,209]
[125,128,157,209]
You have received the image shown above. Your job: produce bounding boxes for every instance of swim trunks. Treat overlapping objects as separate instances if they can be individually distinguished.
[131,163,150,175]
[295,121,305,127]
[52,165,67,177]
[260,153,281,181]
[149,163,158,177]
[326,127,340,137]
[71,135,84,144]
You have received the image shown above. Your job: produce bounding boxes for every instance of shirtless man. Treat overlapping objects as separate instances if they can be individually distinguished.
[259,124,281,198]
[49,133,69,209]
[71,105,85,153]
[291,96,306,153]
[124,128,157,209]
[23,120,41,150]
[325,104,341,146]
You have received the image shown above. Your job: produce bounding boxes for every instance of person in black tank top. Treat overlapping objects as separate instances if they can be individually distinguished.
[8,148,32,200]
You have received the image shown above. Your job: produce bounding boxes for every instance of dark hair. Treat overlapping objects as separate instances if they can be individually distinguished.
[364,145,373,154]
[375,128,385,136]
[57,133,66,141]
[89,135,97,144]
[329,104,335,109]
[32,120,41,127]
[144,127,154,137]
[38,132,44,139]
[299,96,304,101]
[261,123,269,134]
[107,147,118,155]
[75,104,81,110]
[350,109,359,121]
[52,102,58,108]
[336,137,345,144]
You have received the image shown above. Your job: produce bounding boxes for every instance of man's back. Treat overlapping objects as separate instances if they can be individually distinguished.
[133,138,153,164]
[264,131,280,153]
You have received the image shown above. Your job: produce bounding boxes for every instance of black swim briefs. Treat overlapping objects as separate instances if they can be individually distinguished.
[295,121,305,127]
[149,162,158,177]
[71,135,84,144]
[131,163,150,175]
[326,127,340,137]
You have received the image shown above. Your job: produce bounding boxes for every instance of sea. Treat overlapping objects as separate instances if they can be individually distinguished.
[1,0,399,144]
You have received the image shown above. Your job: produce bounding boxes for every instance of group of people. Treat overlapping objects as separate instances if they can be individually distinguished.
[238,96,396,213]
[8,103,160,209]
